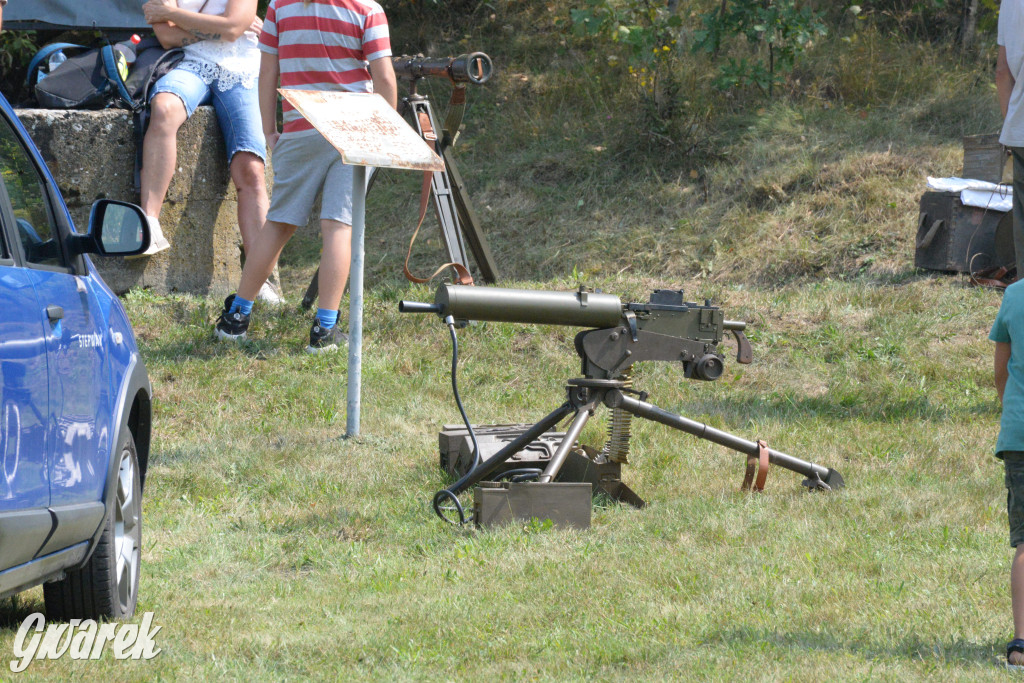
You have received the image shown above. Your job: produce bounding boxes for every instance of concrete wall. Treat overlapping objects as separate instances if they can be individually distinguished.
[17,107,250,296]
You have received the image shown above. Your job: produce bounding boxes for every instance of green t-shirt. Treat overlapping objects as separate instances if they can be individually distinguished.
[990,280,1024,456]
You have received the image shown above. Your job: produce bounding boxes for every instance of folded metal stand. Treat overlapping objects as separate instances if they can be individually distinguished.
[436,377,843,526]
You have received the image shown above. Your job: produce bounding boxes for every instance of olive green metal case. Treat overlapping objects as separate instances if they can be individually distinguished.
[473,482,593,529]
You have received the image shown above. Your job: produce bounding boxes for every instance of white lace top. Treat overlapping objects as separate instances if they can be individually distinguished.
[175,0,260,91]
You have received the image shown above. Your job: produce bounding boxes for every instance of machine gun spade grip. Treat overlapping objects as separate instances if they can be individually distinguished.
[732,330,752,364]
[723,320,751,365]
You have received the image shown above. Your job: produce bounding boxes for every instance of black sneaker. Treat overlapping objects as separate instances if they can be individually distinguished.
[306,319,348,354]
[215,294,249,341]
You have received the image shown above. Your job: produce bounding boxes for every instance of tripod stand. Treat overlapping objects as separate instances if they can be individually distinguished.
[301,79,499,309]
[433,377,845,525]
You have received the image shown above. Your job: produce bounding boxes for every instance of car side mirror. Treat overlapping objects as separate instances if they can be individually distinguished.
[68,199,151,257]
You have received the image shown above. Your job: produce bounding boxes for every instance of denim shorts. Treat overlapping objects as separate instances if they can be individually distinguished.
[1005,452,1024,547]
[267,132,354,227]
[150,65,266,164]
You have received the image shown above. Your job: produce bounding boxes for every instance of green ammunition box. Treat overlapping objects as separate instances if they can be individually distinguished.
[473,482,592,530]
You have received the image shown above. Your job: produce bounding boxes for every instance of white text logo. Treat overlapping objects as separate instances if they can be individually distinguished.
[10,612,161,672]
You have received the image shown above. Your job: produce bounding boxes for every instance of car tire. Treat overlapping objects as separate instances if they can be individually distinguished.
[44,433,142,621]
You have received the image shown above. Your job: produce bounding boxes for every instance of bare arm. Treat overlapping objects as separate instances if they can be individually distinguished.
[998,45,1014,119]
[259,51,281,150]
[369,56,397,110]
[144,0,257,43]
[152,22,193,49]
[997,341,1012,404]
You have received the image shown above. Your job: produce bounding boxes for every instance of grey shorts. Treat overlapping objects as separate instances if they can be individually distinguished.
[1005,452,1024,547]
[267,132,354,227]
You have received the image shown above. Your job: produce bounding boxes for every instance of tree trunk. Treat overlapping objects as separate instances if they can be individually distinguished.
[960,0,979,54]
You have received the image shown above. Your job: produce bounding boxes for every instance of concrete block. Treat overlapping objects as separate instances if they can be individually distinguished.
[16,106,250,296]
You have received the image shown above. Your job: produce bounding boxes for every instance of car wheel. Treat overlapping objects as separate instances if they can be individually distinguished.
[44,433,142,620]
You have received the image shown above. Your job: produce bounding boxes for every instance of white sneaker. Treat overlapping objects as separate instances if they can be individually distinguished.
[131,216,170,258]
[256,281,284,305]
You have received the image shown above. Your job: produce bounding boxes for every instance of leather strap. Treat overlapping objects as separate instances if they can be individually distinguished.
[970,265,1013,289]
[443,85,467,146]
[418,110,436,145]
[971,275,1010,289]
[403,259,474,287]
[403,111,474,286]
[754,439,770,491]
[741,439,770,492]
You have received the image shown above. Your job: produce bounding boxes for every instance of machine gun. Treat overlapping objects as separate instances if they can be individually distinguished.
[401,285,845,527]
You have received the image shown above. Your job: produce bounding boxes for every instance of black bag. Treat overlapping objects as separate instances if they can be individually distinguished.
[125,36,184,105]
[29,43,136,110]
[30,34,192,193]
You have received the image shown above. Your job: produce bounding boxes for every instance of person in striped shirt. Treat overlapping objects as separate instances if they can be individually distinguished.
[215,0,397,352]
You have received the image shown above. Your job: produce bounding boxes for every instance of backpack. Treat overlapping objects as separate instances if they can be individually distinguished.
[28,43,136,110]
[27,37,184,111]
[29,37,186,193]
[124,36,184,105]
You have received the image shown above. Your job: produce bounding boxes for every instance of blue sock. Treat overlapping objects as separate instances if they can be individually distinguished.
[230,295,254,316]
[316,308,338,329]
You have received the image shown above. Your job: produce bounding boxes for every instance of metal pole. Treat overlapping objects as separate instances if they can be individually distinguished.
[538,400,596,483]
[346,165,368,438]
[607,391,842,486]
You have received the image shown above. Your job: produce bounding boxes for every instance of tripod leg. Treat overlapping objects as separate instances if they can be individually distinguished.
[538,398,598,483]
[301,268,319,310]
[443,402,575,496]
[408,99,472,270]
[606,390,844,490]
[442,147,499,283]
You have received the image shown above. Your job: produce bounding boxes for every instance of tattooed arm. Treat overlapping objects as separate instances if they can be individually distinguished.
[151,22,192,49]
[144,0,258,43]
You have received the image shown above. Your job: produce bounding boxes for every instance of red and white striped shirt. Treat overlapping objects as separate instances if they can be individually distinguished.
[260,0,392,134]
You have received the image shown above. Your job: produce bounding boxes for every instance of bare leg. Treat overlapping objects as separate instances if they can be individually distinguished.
[315,219,352,313]
[236,220,297,302]
[229,151,268,254]
[231,152,283,299]
[140,93,187,218]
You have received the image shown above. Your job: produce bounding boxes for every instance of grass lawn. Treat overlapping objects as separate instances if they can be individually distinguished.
[0,268,1012,680]
[1,10,1015,675]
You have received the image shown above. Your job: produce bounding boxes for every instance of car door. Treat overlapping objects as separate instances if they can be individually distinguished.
[0,109,109,514]
[0,128,53,571]
[0,261,50,518]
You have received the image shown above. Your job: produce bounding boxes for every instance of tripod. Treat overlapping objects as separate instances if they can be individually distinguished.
[433,377,845,525]
[301,80,499,309]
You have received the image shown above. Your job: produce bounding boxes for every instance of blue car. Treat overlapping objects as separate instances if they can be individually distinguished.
[0,92,152,620]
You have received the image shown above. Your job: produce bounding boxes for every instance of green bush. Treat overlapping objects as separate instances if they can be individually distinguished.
[692,0,827,96]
